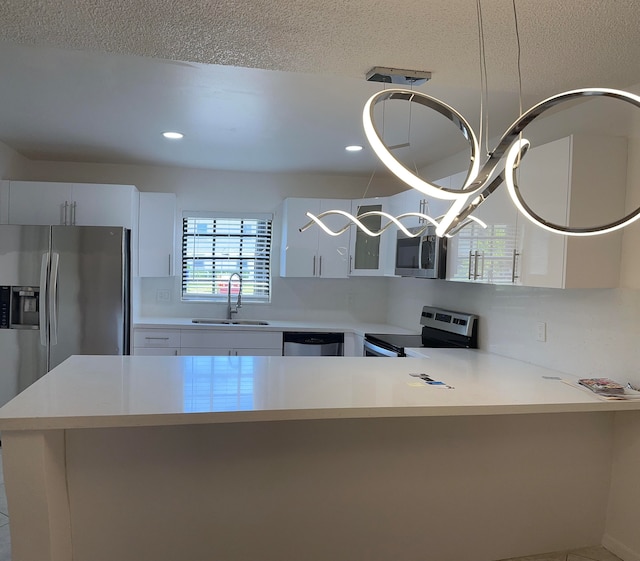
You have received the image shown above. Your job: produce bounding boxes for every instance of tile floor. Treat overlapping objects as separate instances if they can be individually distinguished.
[0,448,624,561]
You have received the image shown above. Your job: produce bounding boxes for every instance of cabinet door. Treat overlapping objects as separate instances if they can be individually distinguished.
[138,192,176,277]
[71,183,138,227]
[280,198,350,278]
[515,137,570,288]
[180,347,230,356]
[349,198,383,276]
[134,347,179,356]
[133,329,181,348]
[280,198,321,277]
[316,199,351,278]
[446,172,519,284]
[8,181,72,225]
[234,348,282,356]
[180,329,281,350]
[514,135,625,289]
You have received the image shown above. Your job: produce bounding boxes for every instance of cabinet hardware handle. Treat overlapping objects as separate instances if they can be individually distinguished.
[145,337,170,341]
[511,250,520,283]
[168,254,172,276]
[473,250,480,280]
[71,201,77,225]
[349,256,353,274]
[174,350,178,356]
[468,251,473,280]
[63,201,69,225]
[319,255,323,276]
[313,255,316,276]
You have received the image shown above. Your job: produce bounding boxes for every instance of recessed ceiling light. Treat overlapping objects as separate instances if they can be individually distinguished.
[162,131,184,139]
[345,145,363,152]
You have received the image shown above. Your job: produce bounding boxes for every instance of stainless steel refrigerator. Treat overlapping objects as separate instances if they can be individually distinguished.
[0,225,130,406]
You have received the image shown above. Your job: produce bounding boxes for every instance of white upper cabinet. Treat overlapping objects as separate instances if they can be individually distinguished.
[280,198,351,278]
[446,171,520,284]
[348,197,394,276]
[6,181,139,228]
[388,176,452,230]
[138,192,176,277]
[70,183,138,227]
[514,135,627,288]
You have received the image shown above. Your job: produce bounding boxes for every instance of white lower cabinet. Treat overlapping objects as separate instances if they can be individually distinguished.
[135,347,180,356]
[134,327,283,356]
[179,329,282,357]
[180,347,282,357]
[133,329,181,356]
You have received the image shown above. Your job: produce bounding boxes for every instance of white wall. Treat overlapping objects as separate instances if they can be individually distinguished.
[0,141,27,179]
[14,160,395,323]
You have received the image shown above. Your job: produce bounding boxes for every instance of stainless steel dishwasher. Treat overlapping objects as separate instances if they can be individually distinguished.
[282,332,344,356]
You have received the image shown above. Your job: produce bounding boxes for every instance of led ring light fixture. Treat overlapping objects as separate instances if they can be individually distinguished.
[302,87,640,239]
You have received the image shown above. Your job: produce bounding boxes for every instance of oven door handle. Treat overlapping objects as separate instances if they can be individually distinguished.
[364,339,401,357]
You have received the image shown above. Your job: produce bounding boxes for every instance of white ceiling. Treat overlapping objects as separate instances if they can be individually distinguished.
[1,0,640,174]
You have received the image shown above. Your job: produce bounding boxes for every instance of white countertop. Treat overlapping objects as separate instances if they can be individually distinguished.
[0,350,638,431]
[134,317,418,336]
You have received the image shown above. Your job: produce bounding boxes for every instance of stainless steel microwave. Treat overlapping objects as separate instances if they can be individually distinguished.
[395,225,447,279]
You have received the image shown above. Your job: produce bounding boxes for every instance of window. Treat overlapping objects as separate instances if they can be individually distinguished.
[181,212,273,302]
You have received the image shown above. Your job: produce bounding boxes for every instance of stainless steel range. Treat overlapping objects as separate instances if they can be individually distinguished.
[364,306,478,357]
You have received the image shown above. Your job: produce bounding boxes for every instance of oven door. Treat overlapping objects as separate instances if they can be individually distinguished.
[363,338,401,357]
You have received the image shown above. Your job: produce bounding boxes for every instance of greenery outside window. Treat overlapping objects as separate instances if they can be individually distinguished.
[182,212,272,302]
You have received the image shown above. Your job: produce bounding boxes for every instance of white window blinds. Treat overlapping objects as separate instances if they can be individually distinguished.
[182,214,272,302]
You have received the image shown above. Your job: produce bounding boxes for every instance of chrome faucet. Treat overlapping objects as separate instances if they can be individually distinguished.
[226,272,242,320]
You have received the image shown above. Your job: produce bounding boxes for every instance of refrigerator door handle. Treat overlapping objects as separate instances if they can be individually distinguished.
[39,253,49,347]
[49,252,60,346]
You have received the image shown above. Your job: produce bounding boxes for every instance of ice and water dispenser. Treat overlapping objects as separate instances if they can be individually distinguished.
[0,286,40,329]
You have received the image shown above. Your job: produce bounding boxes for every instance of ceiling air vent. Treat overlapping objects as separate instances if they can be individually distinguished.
[366,66,432,86]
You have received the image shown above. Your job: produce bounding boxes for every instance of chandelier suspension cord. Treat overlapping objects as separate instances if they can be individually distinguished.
[512,0,523,237]
[512,0,524,169]
[476,0,490,158]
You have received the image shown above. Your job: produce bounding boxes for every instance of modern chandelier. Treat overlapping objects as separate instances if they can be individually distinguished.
[301,2,640,239]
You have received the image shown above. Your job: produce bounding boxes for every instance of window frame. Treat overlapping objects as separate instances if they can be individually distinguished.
[181,211,273,303]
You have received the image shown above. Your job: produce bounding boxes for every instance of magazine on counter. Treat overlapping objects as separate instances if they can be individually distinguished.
[564,377,640,400]
[578,378,626,396]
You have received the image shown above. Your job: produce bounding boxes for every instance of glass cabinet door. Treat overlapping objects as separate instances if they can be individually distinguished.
[352,203,381,271]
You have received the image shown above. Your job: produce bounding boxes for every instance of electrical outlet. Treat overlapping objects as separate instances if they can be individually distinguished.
[536,321,547,342]
[156,289,171,303]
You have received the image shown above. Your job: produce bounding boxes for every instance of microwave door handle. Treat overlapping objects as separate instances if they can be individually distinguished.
[39,253,49,346]
[49,252,60,346]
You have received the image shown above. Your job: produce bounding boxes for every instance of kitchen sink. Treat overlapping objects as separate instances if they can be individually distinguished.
[191,319,270,326]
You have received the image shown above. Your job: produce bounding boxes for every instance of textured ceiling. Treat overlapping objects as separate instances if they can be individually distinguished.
[1,0,640,173]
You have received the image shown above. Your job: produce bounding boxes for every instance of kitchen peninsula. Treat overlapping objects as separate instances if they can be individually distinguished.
[1,352,639,561]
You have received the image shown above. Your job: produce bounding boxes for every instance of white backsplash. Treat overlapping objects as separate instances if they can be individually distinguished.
[139,275,389,324]
[386,277,640,385]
